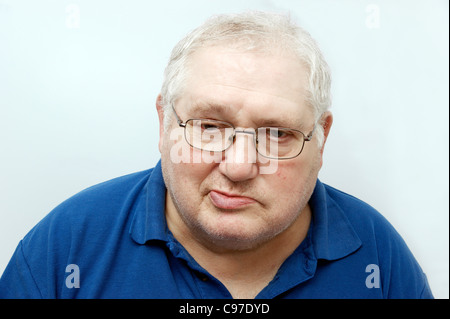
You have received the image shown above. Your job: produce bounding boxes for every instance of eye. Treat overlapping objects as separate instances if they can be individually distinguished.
[267,128,292,140]
[201,123,220,131]
[270,129,287,138]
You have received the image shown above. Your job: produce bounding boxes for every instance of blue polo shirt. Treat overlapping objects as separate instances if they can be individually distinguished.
[0,161,433,298]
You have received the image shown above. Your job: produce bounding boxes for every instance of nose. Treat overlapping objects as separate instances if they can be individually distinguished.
[218,130,259,182]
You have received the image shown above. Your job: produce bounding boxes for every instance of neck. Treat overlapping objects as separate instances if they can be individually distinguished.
[165,194,311,298]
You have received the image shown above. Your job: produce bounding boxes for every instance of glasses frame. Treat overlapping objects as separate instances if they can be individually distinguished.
[171,105,315,160]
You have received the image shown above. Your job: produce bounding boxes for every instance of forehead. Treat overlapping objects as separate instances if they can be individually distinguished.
[187,46,308,96]
[180,46,313,125]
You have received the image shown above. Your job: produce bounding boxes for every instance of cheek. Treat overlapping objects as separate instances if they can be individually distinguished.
[163,145,215,195]
[270,170,301,198]
[268,157,319,199]
[273,159,304,183]
[276,170,287,181]
[179,163,212,186]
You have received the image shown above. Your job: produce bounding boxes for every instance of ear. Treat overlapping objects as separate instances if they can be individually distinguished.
[156,94,165,153]
[320,111,333,154]
[318,112,333,166]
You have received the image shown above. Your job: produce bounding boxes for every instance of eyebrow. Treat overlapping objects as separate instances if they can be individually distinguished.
[257,118,305,130]
[189,101,307,131]
[189,101,233,117]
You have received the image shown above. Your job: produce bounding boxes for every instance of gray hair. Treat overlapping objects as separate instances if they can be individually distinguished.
[159,11,332,146]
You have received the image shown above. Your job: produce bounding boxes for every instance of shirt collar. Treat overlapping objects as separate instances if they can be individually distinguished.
[129,160,169,244]
[309,180,362,260]
[130,161,362,261]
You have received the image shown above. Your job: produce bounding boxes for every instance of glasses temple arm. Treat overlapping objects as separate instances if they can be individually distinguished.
[305,123,317,141]
[171,105,185,127]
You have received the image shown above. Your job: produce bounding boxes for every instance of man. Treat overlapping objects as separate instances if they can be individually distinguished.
[0,11,432,299]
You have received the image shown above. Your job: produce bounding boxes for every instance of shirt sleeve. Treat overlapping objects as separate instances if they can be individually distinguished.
[0,241,43,299]
[419,273,434,299]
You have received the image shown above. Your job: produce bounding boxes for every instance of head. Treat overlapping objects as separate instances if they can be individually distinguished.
[157,11,333,251]
[160,11,332,147]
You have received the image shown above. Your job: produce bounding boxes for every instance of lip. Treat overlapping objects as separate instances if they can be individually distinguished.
[209,190,257,210]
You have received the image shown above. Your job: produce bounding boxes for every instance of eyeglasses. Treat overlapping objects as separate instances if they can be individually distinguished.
[172,106,315,160]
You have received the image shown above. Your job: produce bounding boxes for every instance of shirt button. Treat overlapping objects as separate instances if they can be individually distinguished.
[196,272,209,282]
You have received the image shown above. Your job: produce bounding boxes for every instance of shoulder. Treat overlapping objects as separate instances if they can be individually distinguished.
[322,183,411,257]
[322,183,433,298]
[64,169,153,207]
[2,169,154,298]
[21,169,153,255]
[322,183,395,235]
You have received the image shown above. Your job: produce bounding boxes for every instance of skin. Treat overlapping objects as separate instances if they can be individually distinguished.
[157,46,333,298]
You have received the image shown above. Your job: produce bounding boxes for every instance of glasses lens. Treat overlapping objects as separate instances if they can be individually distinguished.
[257,127,305,159]
[184,119,234,152]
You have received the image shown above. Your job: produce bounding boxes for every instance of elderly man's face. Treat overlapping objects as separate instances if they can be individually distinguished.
[159,46,329,251]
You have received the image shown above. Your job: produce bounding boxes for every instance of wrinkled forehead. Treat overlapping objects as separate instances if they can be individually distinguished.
[179,46,313,123]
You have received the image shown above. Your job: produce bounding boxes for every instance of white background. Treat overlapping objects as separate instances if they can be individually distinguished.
[0,0,448,298]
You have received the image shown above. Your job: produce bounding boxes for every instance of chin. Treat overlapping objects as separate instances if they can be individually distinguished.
[205,233,269,252]
[198,219,287,252]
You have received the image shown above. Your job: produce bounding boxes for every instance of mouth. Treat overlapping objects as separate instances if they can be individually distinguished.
[209,190,257,210]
